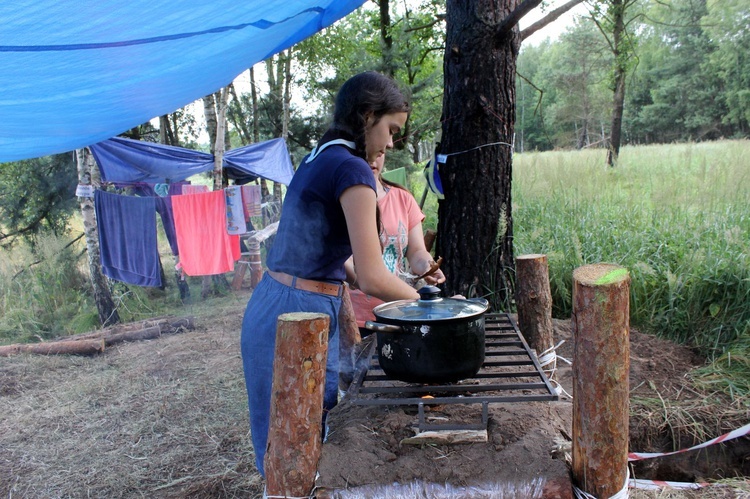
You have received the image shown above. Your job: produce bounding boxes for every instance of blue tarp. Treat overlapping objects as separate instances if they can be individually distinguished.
[90,136,295,185]
[0,1,366,162]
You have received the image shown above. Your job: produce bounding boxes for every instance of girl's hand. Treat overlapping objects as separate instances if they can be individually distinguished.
[424,269,445,285]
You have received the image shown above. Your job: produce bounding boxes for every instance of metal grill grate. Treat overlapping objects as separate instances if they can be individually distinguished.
[347,313,559,431]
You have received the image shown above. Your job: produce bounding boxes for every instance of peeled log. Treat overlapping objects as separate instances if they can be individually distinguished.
[571,263,630,498]
[265,312,330,498]
[0,338,105,357]
[515,254,554,356]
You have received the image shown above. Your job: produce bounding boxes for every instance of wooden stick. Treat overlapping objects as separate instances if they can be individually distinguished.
[515,254,554,357]
[338,286,361,391]
[571,263,630,498]
[265,312,330,499]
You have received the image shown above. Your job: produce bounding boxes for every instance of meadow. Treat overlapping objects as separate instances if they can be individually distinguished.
[1,139,748,397]
[512,140,750,397]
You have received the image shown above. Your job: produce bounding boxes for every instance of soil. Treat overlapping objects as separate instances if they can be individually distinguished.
[1,291,748,498]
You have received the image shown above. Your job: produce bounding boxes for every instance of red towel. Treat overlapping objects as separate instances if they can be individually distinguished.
[172,190,240,276]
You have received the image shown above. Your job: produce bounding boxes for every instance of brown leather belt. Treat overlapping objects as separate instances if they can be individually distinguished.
[267,270,343,297]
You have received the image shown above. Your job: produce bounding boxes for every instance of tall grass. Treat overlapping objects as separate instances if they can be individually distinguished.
[0,235,96,343]
[0,229,185,344]
[512,140,750,381]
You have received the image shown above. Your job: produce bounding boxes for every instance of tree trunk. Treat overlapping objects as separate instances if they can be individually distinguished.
[606,0,626,167]
[76,148,120,327]
[515,254,554,357]
[249,66,270,198]
[571,263,630,498]
[203,92,218,156]
[379,0,395,76]
[213,87,228,191]
[438,0,519,310]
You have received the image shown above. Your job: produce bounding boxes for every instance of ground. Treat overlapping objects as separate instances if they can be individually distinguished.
[1,290,748,498]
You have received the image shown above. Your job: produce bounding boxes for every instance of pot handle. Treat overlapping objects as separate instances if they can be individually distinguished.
[363,321,403,333]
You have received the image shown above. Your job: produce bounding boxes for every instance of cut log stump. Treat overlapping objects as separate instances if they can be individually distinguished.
[515,254,554,358]
[571,263,630,498]
[265,312,330,499]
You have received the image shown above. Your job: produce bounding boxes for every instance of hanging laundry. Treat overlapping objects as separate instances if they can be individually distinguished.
[241,183,262,220]
[94,190,162,287]
[154,183,169,197]
[225,185,246,235]
[181,184,209,195]
[155,197,179,256]
[172,190,240,276]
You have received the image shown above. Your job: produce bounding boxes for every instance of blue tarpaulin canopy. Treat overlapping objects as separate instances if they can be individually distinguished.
[90,136,295,185]
[0,1,366,163]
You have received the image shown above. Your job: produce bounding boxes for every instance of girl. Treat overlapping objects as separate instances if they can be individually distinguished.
[240,72,428,476]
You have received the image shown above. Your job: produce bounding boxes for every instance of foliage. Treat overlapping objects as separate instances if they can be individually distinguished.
[0,229,187,344]
[0,153,78,249]
[513,140,750,365]
[517,0,750,151]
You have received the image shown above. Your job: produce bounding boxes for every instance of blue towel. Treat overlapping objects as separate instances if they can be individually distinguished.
[155,197,179,256]
[95,190,162,287]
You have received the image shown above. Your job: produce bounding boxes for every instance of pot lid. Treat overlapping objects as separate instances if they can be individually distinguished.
[373,286,489,321]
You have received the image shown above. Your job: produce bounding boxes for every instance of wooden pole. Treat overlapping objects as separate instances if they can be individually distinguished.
[338,286,362,391]
[571,263,630,498]
[265,312,330,498]
[247,239,263,288]
[515,254,554,356]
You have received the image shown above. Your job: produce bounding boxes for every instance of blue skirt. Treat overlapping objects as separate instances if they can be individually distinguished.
[240,273,341,476]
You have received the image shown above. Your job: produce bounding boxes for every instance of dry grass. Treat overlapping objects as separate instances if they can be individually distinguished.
[0,290,263,498]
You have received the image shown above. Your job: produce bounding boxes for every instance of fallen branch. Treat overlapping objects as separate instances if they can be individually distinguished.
[0,338,105,357]
[0,316,195,357]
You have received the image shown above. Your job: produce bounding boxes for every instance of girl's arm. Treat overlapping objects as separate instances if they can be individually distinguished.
[340,185,419,302]
[405,222,445,285]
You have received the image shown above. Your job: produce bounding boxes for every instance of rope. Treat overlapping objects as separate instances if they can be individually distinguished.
[574,468,629,499]
[536,340,572,399]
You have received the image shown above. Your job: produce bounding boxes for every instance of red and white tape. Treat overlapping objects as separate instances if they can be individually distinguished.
[625,422,750,492]
[628,422,750,461]
[628,478,711,491]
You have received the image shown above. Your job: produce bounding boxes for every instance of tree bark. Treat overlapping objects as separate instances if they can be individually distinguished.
[77,148,120,327]
[379,0,395,76]
[515,254,554,356]
[265,312,330,499]
[571,263,630,498]
[438,0,519,309]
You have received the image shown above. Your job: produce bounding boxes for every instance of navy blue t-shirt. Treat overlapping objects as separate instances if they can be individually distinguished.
[266,139,376,282]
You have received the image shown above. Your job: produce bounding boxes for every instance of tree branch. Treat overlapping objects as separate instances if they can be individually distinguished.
[404,14,446,33]
[497,0,544,39]
[521,0,588,41]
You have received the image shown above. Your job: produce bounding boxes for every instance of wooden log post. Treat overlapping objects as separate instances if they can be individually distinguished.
[571,263,630,498]
[515,254,554,358]
[265,312,330,498]
[338,285,362,391]
[247,239,263,288]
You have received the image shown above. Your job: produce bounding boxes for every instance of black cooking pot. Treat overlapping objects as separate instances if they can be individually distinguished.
[364,286,489,383]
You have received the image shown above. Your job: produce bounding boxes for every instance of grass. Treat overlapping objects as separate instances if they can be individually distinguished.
[512,140,750,397]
